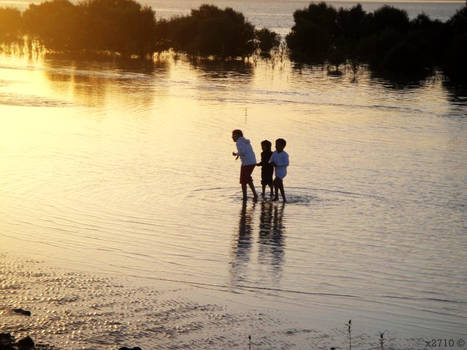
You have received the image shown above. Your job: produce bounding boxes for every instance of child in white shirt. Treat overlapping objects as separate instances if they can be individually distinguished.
[232,129,258,201]
[269,138,289,202]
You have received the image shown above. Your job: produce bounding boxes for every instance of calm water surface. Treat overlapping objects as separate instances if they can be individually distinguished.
[0,50,466,348]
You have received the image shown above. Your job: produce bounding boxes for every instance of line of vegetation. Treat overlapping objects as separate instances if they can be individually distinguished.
[0,1,466,82]
[0,0,279,58]
[286,2,467,82]
[1,0,157,56]
[154,5,280,57]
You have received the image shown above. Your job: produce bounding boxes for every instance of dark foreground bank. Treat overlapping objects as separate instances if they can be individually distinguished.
[0,332,141,350]
[1,332,141,350]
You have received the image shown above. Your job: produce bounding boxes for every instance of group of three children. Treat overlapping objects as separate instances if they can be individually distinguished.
[232,129,289,202]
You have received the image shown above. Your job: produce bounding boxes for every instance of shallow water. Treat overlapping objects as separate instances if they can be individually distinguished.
[0,51,466,349]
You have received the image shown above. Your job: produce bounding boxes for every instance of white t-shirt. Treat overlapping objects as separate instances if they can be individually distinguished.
[236,137,256,166]
[269,151,289,179]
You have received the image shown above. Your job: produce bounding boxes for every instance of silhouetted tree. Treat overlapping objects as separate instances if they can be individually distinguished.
[285,2,467,82]
[22,0,156,56]
[409,14,445,65]
[444,5,467,82]
[78,0,156,56]
[369,5,410,34]
[255,28,280,54]
[23,0,80,50]
[159,5,256,58]
[286,2,338,61]
[335,4,366,56]
[153,18,171,53]
[353,6,410,69]
[0,7,22,42]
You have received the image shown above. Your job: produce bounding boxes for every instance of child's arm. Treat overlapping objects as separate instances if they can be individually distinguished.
[233,141,243,158]
[268,154,276,167]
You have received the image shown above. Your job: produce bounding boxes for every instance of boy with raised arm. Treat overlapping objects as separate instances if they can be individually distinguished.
[232,129,258,201]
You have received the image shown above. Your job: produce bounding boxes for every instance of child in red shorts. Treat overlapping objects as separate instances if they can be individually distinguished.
[232,129,258,201]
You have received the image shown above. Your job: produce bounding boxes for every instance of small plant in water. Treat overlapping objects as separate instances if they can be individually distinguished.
[347,320,352,350]
[379,331,385,350]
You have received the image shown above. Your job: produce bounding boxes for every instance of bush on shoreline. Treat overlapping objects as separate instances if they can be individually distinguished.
[0,1,279,58]
[22,0,156,55]
[155,5,255,58]
[0,0,465,82]
[444,5,467,82]
[255,28,281,55]
[0,7,22,42]
[286,2,467,81]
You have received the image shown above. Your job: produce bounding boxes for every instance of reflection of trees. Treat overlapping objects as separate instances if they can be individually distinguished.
[442,81,467,116]
[188,57,254,81]
[42,55,168,107]
[368,69,434,90]
[291,61,434,91]
[230,201,286,288]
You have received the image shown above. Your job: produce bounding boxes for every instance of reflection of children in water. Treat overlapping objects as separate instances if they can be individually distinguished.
[230,201,255,284]
[230,201,285,287]
[258,201,285,272]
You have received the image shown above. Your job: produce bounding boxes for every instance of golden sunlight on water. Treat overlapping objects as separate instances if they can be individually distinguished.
[0,53,466,348]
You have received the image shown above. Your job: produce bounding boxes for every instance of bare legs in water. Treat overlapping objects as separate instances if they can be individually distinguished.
[272,177,286,202]
[242,180,258,202]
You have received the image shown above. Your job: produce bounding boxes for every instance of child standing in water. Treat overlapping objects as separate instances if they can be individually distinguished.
[256,140,274,198]
[232,129,258,201]
[269,138,289,202]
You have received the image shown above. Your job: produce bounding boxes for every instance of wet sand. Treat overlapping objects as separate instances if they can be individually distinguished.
[0,253,308,349]
[1,252,435,350]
